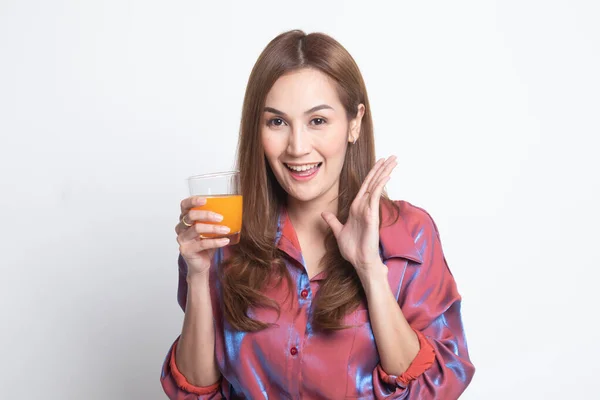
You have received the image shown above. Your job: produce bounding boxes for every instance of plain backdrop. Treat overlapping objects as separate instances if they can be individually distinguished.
[1,1,599,399]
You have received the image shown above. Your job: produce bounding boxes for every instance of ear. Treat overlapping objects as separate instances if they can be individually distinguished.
[348,103,366,144]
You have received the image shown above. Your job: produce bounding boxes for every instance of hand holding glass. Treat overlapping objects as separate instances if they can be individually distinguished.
[187,171,242,245]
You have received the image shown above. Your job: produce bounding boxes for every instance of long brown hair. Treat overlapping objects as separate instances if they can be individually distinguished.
[220,29,397,331]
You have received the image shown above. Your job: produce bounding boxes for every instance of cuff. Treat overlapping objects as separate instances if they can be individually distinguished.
[169,338,221,395]
[377,329,436,388]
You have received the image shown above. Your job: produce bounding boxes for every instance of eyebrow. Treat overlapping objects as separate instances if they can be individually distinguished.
[264,104,334,117]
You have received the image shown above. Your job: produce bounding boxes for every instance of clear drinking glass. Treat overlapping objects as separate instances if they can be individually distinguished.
[187,171,242,245]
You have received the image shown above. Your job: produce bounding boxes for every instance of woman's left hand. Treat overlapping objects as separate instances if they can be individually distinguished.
[321,156,397,278]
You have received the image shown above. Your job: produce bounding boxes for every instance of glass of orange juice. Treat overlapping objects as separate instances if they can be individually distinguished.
[187,170,242,245]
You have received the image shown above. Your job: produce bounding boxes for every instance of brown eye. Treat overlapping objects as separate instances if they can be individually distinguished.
[268,118,286,127]
[311,118,326,125]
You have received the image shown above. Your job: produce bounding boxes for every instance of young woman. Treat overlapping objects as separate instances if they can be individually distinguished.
[161,30,475,399]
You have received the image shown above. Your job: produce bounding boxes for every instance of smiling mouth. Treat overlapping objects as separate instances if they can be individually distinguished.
[284,162,323,172]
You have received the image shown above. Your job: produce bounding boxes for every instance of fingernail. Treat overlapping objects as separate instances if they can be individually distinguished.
[220,238,230,245]
[195,197,206,205]
[217,226,230,233]
[212,213,224,222]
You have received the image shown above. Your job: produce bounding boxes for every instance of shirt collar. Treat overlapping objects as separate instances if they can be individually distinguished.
[379,201,424,264]
[275,201,423,277]
[275,207,329,281]
[275,207,304,266]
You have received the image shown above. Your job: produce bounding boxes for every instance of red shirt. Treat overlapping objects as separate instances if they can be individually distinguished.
[161,200,475,399]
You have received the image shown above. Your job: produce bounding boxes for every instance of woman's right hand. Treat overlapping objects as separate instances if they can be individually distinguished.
[176,196,231,277]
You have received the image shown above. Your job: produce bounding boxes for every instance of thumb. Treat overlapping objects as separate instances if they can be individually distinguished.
[321,212,343,238]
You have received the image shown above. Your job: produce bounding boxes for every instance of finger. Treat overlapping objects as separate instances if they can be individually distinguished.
[180,237,230,255]
[370,176,391,210]
[179,223,231,243]
[188,209,224,223]
[368,160,397,205]
[180,196,207,217]
[357,158,385,198]
[175,213,193,235]
[369,159,397,192]
[367,156,397,194]
[175,209,223,235]
[321,212,344,238]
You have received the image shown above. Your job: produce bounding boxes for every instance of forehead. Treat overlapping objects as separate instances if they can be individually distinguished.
[265,68,342,111]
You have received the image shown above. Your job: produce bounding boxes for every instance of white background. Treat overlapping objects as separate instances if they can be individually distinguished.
[1,1,599,399]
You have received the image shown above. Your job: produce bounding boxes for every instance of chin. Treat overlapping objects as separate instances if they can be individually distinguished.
[288,194,318,203]
[287,186,334,204]
[274,171,336,204]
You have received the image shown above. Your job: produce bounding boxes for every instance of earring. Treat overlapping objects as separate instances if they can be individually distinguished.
[353,137,357,144]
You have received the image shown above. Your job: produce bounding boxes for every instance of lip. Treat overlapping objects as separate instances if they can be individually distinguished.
[284,162,322,166]
[285,162,321,182]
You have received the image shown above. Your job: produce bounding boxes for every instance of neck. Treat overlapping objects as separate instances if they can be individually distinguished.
[286,192,338,237]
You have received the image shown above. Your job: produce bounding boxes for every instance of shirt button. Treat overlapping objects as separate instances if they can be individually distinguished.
[300,289,309,298]
[290,347,298,356]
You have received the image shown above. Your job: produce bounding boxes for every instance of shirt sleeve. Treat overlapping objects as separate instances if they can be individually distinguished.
[372,207,476,399]
[160,337,224,399]
[375,328,436,388]
[160,255,224,399]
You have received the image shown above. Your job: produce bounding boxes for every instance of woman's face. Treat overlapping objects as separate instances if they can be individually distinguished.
[261,68,364,206]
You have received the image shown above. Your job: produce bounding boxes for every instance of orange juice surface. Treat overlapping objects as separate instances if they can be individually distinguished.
[192,195,243,236]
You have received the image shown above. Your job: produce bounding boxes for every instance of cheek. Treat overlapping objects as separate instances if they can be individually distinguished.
[315,133,348,161]
[261,131,286,167]
[261,132,276,159]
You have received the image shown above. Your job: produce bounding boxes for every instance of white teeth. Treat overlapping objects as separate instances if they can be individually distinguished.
[286,163,319,172]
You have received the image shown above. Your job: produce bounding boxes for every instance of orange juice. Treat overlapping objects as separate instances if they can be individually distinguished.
[192,195,243,244]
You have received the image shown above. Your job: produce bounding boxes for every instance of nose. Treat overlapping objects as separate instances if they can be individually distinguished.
[287,125,311,157]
